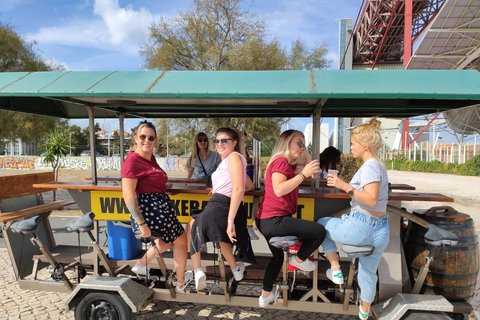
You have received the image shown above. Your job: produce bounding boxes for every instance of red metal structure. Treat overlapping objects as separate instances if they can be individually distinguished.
[353,0,446,68]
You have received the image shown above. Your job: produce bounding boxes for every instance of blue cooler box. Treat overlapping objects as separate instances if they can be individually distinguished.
[107,221,143,260]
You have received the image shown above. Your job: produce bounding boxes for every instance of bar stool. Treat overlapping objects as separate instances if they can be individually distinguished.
[268,236,299,306]
[341,244,374,311]
[133,230,176,297]
[10,215,74,290]
[66,211,118,278]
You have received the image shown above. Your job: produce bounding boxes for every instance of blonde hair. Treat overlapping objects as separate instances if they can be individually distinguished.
[186,132,212,170]
[351,117,382,160]
[266,130,304,170]
[130,120,157,152]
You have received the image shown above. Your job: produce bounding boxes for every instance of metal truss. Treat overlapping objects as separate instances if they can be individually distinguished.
[354,0,446,66]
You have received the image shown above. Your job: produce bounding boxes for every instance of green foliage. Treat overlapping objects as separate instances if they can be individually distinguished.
[385,155,480,176]
[141,0,330,71]
[462,154,480,176]
[141,0,329,157]
[43,129,69,181]
[0,18,66,150]
[338,154,363,182]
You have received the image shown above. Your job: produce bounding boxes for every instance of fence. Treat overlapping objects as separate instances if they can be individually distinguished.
[382,141,479,164]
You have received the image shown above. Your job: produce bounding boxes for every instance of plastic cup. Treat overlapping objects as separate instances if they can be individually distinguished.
[328,169,338,176]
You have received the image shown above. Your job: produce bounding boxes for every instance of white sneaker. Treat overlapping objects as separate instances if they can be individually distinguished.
[326,267,344,285]
[232,261,245,281]
[195,269,207,291]
[359,306,370,319]
[259,288,279,307]
[132,264,150,276]
[288,256,316,272]
[175,270,194,293]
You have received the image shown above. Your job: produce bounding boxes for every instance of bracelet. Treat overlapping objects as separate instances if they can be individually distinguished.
[227,219,234,223]
[138,221,146,226]
[299,172,306,180]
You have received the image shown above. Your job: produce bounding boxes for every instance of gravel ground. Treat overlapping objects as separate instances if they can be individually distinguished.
[386,170,480,225]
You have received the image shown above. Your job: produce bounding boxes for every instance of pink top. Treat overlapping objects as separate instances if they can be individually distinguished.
[212,152,247,198]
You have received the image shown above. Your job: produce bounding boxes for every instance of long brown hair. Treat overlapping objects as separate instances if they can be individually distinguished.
[186,132,212,170]
[216,127,245,156]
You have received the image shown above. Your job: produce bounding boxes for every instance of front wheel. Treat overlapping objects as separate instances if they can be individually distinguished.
[74,290,132,320]
[402,310,451,320]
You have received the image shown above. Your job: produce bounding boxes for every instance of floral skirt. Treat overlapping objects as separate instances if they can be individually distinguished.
[131,193,184,244]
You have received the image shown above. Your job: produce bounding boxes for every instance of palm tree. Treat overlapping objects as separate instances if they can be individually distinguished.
[43,129,69,200]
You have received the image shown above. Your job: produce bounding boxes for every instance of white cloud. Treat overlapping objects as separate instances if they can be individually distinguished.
[93,0,153,46]
[28,0,153,54]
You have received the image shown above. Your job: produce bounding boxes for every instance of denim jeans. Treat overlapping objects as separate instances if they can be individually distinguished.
[318,208,389,303]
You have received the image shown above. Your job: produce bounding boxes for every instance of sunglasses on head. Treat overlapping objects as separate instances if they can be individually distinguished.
[297,140,305,148]
[139,134,156,142]
[198,138,207,143]
[213,138,234,145]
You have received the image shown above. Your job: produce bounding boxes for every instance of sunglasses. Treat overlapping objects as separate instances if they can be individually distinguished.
[297,140,306,148]
[213,138,234,145]
[139,134,156,142]
[198,138,207,143]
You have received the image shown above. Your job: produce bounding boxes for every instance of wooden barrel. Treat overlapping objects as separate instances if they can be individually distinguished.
[404,206,479,301]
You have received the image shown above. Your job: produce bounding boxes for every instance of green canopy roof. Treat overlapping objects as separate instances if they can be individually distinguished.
[0,70,479,119]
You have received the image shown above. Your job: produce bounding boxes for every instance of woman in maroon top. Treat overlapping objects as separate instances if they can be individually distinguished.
[122,120,192,293]
[256,129,326,307]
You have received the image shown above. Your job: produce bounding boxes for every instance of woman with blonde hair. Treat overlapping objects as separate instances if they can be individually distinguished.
[256,129,325,307]
[186,132,220,182]
[318,117,389,320]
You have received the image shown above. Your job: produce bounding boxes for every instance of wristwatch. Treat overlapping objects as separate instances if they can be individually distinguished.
[347,187,355,197]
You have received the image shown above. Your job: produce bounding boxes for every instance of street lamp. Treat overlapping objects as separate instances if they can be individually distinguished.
[69,132,73,156]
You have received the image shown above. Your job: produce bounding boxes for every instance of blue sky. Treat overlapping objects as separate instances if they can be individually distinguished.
[0,0,361,133]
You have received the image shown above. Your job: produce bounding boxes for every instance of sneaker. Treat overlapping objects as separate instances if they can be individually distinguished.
[359,306,370,319]
[195,269,207,291]
[288,256,316,272]
[232,261,245,281]
[175,270,194,293]
[131,264,149,276]
[259,288,279,307]
[326,267,344,285]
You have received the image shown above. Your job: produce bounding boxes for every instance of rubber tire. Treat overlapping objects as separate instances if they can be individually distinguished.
[402,310,451,320]
[74,290,132,320]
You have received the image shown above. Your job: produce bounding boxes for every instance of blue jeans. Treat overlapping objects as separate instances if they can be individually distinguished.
[318,208,390,303]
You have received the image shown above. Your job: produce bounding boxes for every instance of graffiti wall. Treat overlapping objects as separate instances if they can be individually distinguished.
[0,156,188,172]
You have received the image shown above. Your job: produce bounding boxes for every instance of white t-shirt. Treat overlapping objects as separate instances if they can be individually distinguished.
[349,158,389,212]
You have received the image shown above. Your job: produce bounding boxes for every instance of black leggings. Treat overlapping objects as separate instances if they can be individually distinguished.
[256,215,326,292]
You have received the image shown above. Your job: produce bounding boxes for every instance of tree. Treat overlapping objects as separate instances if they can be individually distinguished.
[80,123,103,153]
[43,129,69,200]
[67,125,84,156]
[0,18,67,154]
[141,0,331,71]
[142,0,330,153]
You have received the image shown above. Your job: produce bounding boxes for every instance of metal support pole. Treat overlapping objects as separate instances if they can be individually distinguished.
[86,107,97,184]
[119,113,125,168]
